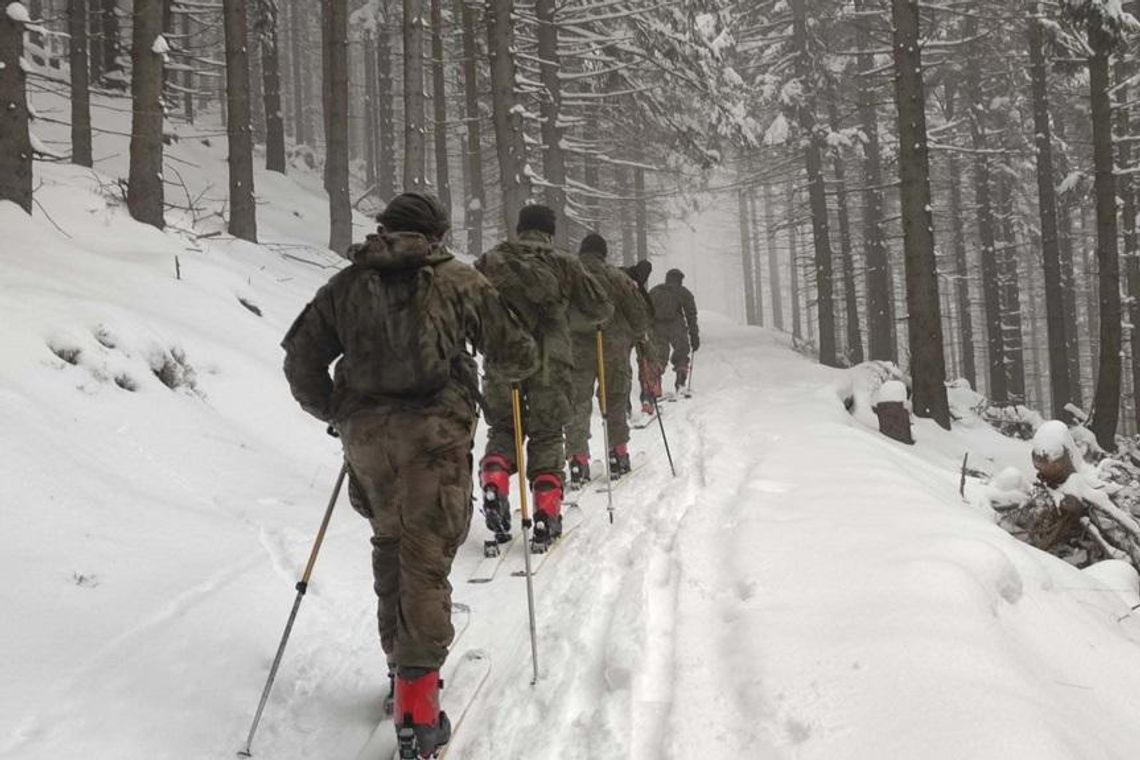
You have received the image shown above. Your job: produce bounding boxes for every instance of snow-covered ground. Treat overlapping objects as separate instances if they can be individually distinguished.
[5,91,1140,760]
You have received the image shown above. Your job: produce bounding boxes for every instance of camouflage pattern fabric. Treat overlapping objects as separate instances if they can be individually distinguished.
[566,332,635,456]
[649,281,699,375]
[341,405,475,669]
[482,361,573,481]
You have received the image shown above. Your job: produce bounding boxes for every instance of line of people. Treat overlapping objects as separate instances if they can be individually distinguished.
[280,192,698,759]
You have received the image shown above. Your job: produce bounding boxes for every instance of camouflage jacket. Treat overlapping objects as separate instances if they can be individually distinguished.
[282,232,538,423]
[475,229,611,370]
[650,282,699,343]
[574,251,652,345]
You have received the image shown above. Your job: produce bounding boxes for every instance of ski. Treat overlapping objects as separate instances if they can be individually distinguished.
[509,503,589,577]
[434,650,493,759]
[466,534,518,584]
[358,606,476,759]
[632,411,658,430]
[591,451,649,491]
[357,649,491,760]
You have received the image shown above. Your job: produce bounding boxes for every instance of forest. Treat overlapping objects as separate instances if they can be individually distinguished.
[1,0,1137,450]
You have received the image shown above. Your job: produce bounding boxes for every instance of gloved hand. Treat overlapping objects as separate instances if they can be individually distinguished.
[691,335,700,352]
[326,424,340,439]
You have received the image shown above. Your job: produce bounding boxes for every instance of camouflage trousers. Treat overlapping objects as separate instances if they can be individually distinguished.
[483,361,572,482]
[652,319,691,377]
[566,332,633,457]
[341,403,476,670]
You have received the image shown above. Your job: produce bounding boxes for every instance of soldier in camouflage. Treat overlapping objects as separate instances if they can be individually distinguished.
[475,205,611,546]
[649,268,700,394]
[281,193,537,758]
[622,259,662,417]
[566,234,653,485]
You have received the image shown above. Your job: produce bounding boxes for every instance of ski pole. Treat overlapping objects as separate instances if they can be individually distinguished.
[238,462,348,758]
[596,328,615,524]
[510,385,540,686]
[652,395,676,477]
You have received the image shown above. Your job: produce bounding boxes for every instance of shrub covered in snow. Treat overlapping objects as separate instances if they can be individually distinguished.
[993,420,1140,572]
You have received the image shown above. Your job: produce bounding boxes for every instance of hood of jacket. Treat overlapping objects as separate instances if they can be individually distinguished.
[350,231,453,272]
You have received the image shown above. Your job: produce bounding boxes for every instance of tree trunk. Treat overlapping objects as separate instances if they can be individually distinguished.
[788,182,802,341]
[616,165,634,263]
[942,81,977,389]
[0,8,31,213]
[100,0,121,88]
[69,0,93,167]
[749,188,765,328]
[363,30,378,193]
[791,0,837,366]
[377,10,397,203]
[487,0,530,234]
[1028,9,1071,418]
[829,101,862,364]
[634,165,649,261]
[127,0,165,229]
[1088,32,1122,448]
[456,0,484,255]
[429,0,451,216]
[403,0,426,189]
[180,9,195,123]
[535,0,567,248]
[223,0,258,242]
[854,0,892,361]
[889,0,950,428]
[764,182,784,331]
[258,0,286,173]
[997,176,1026,402]
[739,187,757,326]
[290,0,307,146]
[1053,111,1083,407]
[323,0,352,253]
[248,18,266,145]
[965,21,1007,402]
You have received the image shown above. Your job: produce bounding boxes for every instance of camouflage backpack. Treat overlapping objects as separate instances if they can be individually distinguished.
[476,241,564,335]
[339,233,458,399]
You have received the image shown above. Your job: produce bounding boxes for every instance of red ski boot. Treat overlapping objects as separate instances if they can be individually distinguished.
[479,454,513,545]
[530,474,563,551]
[567,453,591,490]
[394,668,450,759]
[608,443,631,478]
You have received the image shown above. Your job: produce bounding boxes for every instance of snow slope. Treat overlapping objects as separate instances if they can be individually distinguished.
[4,92,1140,760]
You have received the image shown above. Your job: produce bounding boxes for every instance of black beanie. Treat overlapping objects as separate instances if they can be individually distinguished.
[579,233,608,257]
[377,192,451,239]
[666,268,684,284]
[517,204,557,236]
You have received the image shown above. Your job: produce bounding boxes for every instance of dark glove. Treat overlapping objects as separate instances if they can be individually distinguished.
[326,424,340,439]
[691,335,700,352]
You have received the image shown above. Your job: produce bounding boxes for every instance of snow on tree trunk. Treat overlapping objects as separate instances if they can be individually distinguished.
[787,181,802,341]
[1087,27,1123,449]
[829,100,862,365]
[323,0,352,254]
[455,0,483,256]
[486,0,530,235]
[853,0,893,363]
[738,185,757,326]
[1028,9,1072,419]
[429,0,451,217]
[377,10,396,204]
[127,0,165,229]
[535,0,566,249]
[363,29,378,193]
[996,175,1026,402]
[99,0,121,89]
[889,0,949,428]
[223,0,258,242]
[748,187,765,329]
[763,182,784,332]
[790,0,837,367]
[402,0,426,189]
[0,2,31,213]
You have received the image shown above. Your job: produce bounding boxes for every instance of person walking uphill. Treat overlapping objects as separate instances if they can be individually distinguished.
[566,234,653,486]
[649,268,700,395]
[281,192,537,759]
[476,205,611,549]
